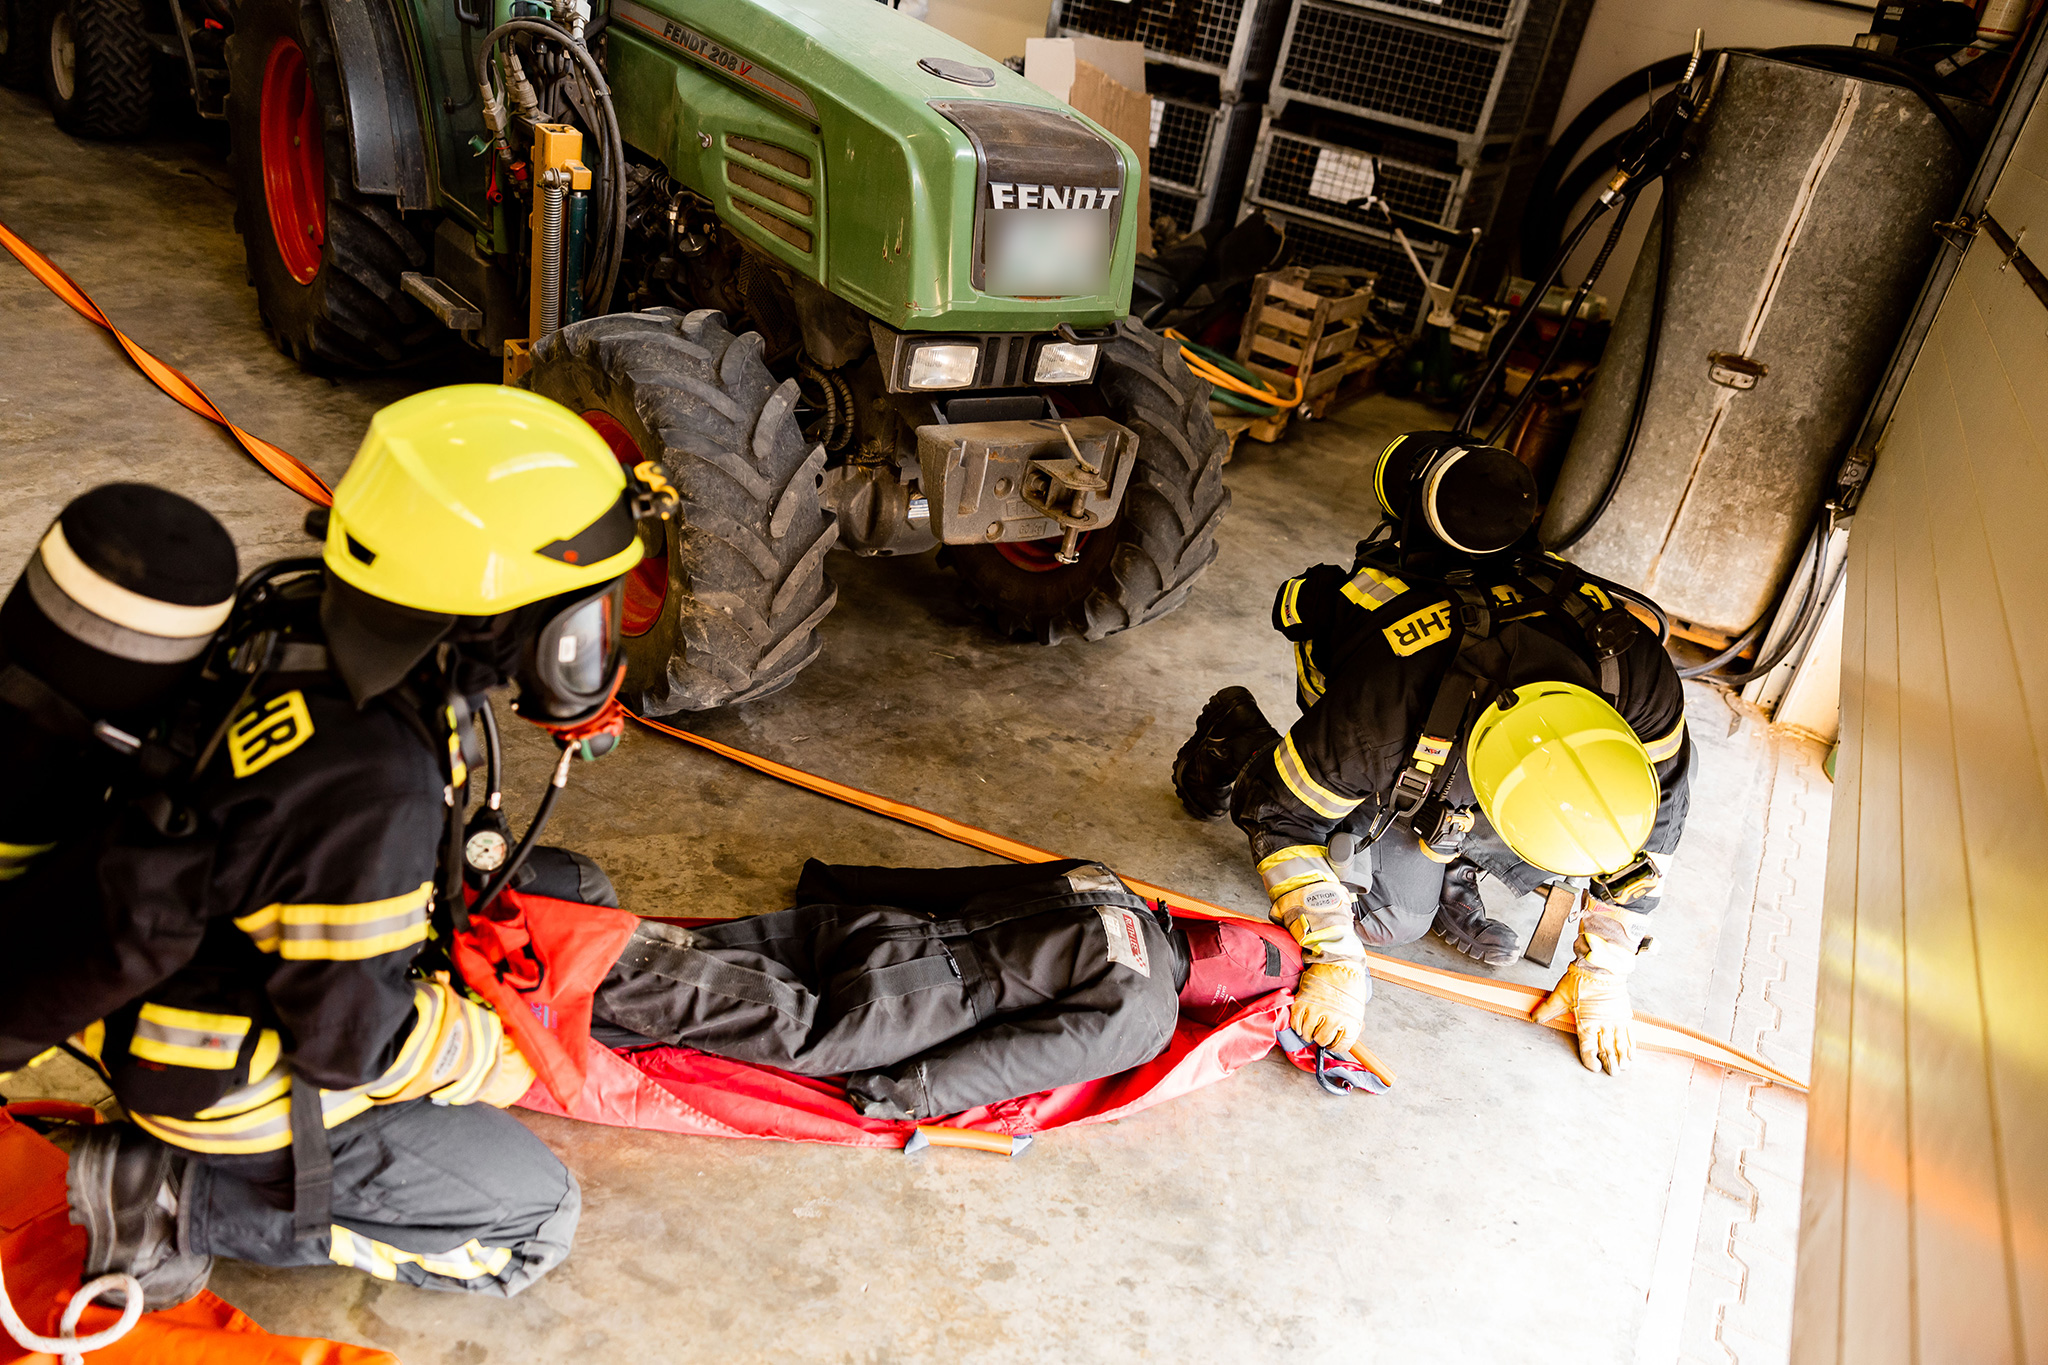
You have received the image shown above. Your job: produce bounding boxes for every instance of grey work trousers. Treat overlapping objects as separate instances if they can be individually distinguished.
[1337,815,1539,948]
[183,1098,581,1296]
[177,845,610,1297]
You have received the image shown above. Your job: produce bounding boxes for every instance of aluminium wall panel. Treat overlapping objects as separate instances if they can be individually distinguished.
[1791,88,2048,1365]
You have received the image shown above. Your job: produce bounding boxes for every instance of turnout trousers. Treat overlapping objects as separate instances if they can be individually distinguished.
[180,1099,580,1296]
[1341,815,1545,949]
[172,846,609,1296]
[592,860,1185,1119]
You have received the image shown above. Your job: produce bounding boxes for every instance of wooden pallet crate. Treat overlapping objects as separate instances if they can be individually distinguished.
[1211,406,1291,460]
[1236,267,1379,413]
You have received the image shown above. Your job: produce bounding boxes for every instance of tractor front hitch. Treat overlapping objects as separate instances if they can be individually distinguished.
[913,416,1136,552]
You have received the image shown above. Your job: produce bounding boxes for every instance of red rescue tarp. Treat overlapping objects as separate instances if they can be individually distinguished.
[452,887,639,1109]
[0,1109,396,1365]
[515,907,1296,1148]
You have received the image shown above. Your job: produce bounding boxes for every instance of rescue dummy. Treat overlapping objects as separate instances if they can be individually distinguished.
[0,386,676,1306]
[588,858,1303,1120]
[1172,432,1693,1076]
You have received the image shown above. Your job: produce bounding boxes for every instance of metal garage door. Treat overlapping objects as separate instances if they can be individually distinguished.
[1792,52,2048,1365]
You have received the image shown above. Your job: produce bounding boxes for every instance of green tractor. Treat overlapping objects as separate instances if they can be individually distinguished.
[35,0,1231,712]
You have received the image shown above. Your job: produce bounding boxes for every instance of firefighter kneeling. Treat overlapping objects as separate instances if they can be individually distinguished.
[0,387,655,1305]
[1173,433,1692,1076]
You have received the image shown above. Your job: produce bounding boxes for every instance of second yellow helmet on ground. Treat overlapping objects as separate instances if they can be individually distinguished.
[1465,681,1658,877]
[324,385,642,616]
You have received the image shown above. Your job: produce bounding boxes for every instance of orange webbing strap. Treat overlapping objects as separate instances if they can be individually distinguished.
[0,217,333,507]
[630,711,1808,1093]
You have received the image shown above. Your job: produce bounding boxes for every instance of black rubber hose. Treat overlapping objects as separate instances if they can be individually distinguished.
[1455,194,1615,434]
[1762,45,1973,148]
[1486,193,1635,445]
[477,19,627,312]
[1675,513,1829,681]
[1676,619,1766,682]
[470,748,568,920]
[1549,183,1675,552]
[1523,54,1697,268]
[478,698,503,809]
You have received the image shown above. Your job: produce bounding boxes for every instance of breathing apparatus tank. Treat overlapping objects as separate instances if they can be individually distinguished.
[0,486,239,870]
[1371,431,1540,561]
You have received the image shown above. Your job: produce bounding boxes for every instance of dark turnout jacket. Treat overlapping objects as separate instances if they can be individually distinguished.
[1234,549,1692,889]
[0,616,448,1141]
[593,859,1190,1120]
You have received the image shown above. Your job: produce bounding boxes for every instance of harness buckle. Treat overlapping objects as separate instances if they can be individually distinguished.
[1591,853,1660,906]
[1388,765,1434,819]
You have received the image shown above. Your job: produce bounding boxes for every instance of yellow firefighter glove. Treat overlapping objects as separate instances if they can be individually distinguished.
[476,1039,537,1108]
[372,983,520,1106]
[1262,846,1373,1054]
[1532,909,1639,1074]
[1291,962,1372,1053]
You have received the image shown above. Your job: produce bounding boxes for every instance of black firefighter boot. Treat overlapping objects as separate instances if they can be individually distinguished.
[66,1122,213,1309]
[1173,687,1281,820]
[1433,857,1521,967]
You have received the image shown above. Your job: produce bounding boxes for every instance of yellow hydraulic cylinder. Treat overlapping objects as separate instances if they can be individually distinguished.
[526,123,593,346]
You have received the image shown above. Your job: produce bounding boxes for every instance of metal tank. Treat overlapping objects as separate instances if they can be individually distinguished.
[1541,51,1970,634]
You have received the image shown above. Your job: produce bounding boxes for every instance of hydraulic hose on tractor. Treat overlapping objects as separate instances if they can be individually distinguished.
[0,217,1806,1095]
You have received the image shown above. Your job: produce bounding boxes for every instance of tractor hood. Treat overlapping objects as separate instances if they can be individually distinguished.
[601,0,1139,332]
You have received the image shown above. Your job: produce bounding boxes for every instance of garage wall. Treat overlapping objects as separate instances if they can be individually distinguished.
[1790,86,2048,1365]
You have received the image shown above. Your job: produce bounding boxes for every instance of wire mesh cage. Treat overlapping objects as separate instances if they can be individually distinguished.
[1145,94,1265,233]
[1279,5,1503,137]
[1272,0,1590,153]
[1047,0,1289,91]
[1150,97,1221,190]
[1261,209,1447,328]
[1346,0,1523,40]
[1151,185,1201,234]
[1248,128,1507,231]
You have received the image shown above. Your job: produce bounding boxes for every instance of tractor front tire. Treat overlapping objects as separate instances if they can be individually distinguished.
[224,0,438,371]
[41,0,150,137]
[948,318,1231,644]
[530,309,839,715]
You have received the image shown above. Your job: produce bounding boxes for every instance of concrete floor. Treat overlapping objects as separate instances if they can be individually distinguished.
[0,89,1825,1364]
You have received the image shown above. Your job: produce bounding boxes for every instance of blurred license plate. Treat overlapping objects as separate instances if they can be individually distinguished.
[985,210,1113,297]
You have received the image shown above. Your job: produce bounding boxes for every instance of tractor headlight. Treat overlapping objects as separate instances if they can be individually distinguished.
[905,343,980,390]
[1033,342,1100,384]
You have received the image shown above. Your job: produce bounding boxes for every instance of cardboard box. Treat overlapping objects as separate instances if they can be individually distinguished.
[1023,37,1151,256]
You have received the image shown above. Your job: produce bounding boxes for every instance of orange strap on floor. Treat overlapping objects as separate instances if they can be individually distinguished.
[0,217,333,507]
[630,712,1808,1093]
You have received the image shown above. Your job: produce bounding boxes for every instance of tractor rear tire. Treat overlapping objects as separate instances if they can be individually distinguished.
[41,0,151,138]
[947,318,1231,644]
[1,0,48,90]
[530,309,839,715]
[223,0,439,372]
